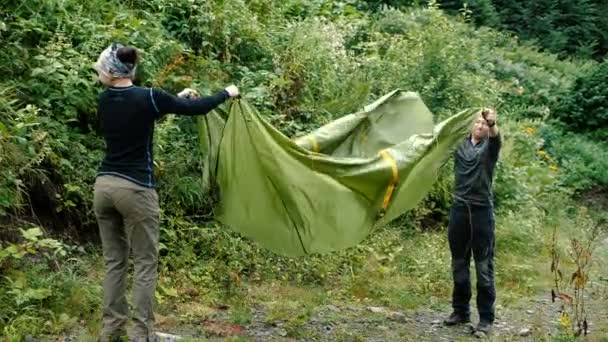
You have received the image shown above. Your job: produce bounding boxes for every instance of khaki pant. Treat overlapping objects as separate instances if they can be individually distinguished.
[93,175,160,341]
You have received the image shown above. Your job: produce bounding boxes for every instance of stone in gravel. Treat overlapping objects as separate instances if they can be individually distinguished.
[389,311,408,323]
[368,306,385,313]
[277,328,288,337]
[249,328,271,337]
[519,328,532,336]
[431,319,441,325]
[326,304,340,312]
[473,331,487,339]
[156,332,183,341]
[526,310,534,314]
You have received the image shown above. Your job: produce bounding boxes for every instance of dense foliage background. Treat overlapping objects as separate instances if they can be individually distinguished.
[0,0,606,338]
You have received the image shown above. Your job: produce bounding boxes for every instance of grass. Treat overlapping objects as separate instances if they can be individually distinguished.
[1,199,606,340]
[1,0,606,340]
[0,251,103,339]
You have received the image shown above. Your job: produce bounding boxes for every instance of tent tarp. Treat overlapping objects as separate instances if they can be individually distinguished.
[198,90,478,256]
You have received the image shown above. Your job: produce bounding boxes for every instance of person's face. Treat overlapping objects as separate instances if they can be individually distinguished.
[471,114,489,140]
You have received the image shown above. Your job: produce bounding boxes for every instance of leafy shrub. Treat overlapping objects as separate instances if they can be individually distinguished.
[539,125,608,192]
[266,18,370,129]
[491,0,605,59]
[2,0,608,337]
[486,41,592,122]
[0,98,51,218]
[439,0,501,26]
[358,5,503,119]
[553,60,608,138]
[157,220,406,292]
[139,0,274,68]
[493,120,562,210]
[0,227,100,337]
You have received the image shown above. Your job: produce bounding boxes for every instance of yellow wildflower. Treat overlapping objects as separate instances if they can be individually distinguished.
[560,311,570,328]
[525,127,536,136]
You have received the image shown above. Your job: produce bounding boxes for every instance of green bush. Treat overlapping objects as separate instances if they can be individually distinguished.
[1,0,602,241]
[540,125,608,192]
[358,5,502,118]
[0,228,100,337]
[157,219,405,290]
[491,0,605,59]
[493,120,562,210]
[2,0,608,337]
[266,17,370,129]
[553,60,608,139]
[358,0,608,59]
[439,0,501,26]
[486,40,592,121]
[0,98,52,218]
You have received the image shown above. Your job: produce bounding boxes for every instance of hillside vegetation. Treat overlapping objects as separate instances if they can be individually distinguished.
[0,0,606,340]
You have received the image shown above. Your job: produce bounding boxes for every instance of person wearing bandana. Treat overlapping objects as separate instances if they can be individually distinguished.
[92,43,239,341]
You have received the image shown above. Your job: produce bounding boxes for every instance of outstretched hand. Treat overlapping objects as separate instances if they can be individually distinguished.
[225,85,239,97]
[178,85,239,99]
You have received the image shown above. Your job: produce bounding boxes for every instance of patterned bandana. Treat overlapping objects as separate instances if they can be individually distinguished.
[93,43,136,79]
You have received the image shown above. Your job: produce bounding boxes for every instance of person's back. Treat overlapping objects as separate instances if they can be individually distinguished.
[97,84,231,188]
[97,86,157,187]
[92,43,239,341]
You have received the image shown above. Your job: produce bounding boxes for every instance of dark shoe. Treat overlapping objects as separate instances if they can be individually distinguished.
[99,334,128,342]
[129,336,160,342]
[475,320,492,334]
[443,312,470,326]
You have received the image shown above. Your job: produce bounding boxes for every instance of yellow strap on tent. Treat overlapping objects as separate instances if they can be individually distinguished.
[379,149,398,211]
[309,135,319,153]
[294,135,319,153]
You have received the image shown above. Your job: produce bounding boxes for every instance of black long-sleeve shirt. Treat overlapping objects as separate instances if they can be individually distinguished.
[452,134,501,207]
[96,85,229,188]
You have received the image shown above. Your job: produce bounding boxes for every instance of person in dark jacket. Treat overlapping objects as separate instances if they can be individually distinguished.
[92,43,239,341]
[443,108,501,336]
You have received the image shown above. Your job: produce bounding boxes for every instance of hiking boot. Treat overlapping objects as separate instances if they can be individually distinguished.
[129,336,159,342]
[475,320,492,335]
[98,334,128,342]
[443,312,470,326]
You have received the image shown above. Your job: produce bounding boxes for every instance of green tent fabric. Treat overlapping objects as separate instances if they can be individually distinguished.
[198,90,478,256]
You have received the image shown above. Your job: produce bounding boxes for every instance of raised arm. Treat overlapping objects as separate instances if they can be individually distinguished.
[482,108,501,161]
[482,108,499,138]
[152,85,239,117]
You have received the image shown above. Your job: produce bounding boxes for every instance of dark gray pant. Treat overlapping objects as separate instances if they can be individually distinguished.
[93,175,160,341]
[448,203,496,323]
